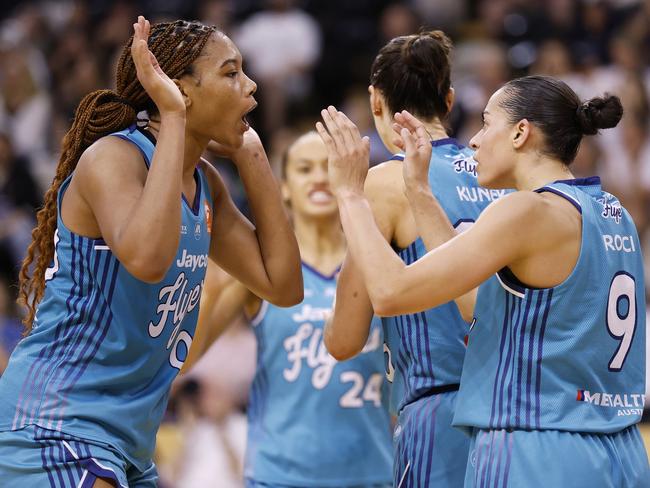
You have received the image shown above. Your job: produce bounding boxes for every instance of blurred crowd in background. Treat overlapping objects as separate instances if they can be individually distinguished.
[0,0,649,485]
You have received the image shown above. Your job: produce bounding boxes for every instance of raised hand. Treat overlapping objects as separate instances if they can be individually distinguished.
[316,106,370,196]
[208,127,263,162]
[393,110,433,188]
[131,16,185,116]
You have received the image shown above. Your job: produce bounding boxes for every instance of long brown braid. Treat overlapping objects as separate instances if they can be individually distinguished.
[18,20,217,333]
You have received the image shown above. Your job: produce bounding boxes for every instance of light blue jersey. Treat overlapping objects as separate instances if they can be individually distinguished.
[245,263,392,487]
[380,139,505,488]
[455,177,646,433]
[0,125,212,474]
[383,139,505,414]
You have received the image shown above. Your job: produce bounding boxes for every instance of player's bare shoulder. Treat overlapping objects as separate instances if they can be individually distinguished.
[365,159,409,214]
[74,134,149,188]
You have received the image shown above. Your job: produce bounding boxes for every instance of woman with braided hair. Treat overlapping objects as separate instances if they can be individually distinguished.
[0,16,302,487]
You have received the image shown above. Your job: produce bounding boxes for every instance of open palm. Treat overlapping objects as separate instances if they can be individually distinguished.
[131,16,185,115]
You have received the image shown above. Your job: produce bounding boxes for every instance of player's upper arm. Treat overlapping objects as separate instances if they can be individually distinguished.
[73,136,165,280]
[372,191,549,316]
[365,161,405,241]
[181,260,252,373]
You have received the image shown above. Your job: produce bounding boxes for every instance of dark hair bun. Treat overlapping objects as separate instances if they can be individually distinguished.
[576,94,623,135]
[402,31,452,76]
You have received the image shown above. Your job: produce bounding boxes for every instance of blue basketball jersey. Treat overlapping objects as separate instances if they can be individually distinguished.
[454,177,646,433]
[382,139,505,414]
[0,126,213,471]
[245,263,392,486]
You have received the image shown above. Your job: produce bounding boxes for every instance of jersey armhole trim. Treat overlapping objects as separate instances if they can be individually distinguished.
[250,300,269,327]
[495,271,526,298]
[534,186,582,214]
[109,133,152,169]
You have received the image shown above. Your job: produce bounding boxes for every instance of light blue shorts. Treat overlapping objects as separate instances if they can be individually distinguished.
[0,425,157,488]
[465,425,650,487]
[393,390,470,488]
[245,480,391,488]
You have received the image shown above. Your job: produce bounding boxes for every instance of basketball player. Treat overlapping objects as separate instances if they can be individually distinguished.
[0,16,302,487]
[317,75,649,487]
[186,131,393,487]
[323,31,498,487]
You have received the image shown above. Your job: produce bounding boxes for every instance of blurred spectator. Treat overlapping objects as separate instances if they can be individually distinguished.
[378,3,419,44]
[0,132,41,283]
[157,379,247,488]
[185,316,256,410]
[307,0,391,112]
[0,46,52,187]
[198,0,236,34]
[452,39,511,142]
[0,276,22,375]
[175,380,247,488]
[234,0,321,138]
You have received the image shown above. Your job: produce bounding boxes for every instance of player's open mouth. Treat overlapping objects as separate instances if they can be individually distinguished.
[308,189,334,204]
[240,102,258,132]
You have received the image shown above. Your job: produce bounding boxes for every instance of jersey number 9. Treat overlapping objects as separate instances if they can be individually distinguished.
[606,272,637,372]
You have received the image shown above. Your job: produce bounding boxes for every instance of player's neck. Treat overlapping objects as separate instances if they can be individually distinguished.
[293,215,346,275]
[144,119,207,181]
[384,117,448,154]
[514,156,575,192]
[420,119,448,142]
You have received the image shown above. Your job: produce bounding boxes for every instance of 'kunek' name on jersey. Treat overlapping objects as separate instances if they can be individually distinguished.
[456,186,507,203]
[176,249,209,272]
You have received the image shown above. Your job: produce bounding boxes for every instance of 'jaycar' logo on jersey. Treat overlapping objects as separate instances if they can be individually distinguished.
[292,304,331,322]
[453,158,477,176]
[456,186,506,203]
[176,249,209,271]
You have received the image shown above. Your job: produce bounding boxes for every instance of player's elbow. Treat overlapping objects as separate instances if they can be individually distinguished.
[116,242,177,283]
[124,257,172,284]
[369,285,402,317]
[266,286,303,307]
[266,275,304,307]
[283,284,304,307]
[324,328,362,361]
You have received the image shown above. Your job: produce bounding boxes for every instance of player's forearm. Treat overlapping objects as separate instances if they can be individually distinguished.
[405,182,476,320]
[405,182,455,250]
[181,282,247,373]
[324,257,374,360]
[336,191,410,315]
[324,314,369,360]
[234,147,302,304]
